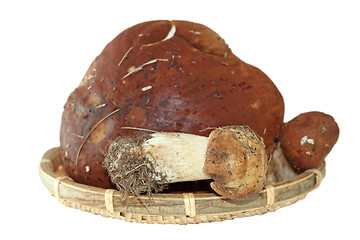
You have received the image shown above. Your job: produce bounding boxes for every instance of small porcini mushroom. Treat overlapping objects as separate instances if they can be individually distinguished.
[204,126,268,199]
[103,126,268,200]
[280,111,339,173]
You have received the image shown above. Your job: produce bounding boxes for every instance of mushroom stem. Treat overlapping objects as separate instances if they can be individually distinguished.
[142,132,210,182]
[103,125,268,199]
[104,132,209,186]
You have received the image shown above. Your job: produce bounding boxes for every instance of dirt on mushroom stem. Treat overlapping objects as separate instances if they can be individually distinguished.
[103,135,168,200]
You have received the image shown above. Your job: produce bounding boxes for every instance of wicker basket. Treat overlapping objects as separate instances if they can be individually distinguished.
[39,147,325,224]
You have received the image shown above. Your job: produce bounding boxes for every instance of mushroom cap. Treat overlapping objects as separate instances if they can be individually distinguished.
[280,111,339,173]
[60,20,284,188]
[204,126,268,199]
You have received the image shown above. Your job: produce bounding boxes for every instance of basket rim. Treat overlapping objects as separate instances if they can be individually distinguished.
[39,147,325,224]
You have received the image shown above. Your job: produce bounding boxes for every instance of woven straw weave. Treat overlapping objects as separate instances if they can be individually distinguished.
[39,147,324,224]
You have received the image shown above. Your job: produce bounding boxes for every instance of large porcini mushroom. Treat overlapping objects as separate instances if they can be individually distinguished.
[59,20,339,200]
[60,20,284,188]
[103,126,268,200]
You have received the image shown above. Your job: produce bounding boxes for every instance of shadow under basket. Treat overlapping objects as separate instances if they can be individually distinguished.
[39,147,325,224]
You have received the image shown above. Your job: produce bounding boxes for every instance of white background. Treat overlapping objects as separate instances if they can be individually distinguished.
[1,0,359,239]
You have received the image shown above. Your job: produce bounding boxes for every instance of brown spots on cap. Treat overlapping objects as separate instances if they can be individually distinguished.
[88,121,107,145]
[128,106,148,127]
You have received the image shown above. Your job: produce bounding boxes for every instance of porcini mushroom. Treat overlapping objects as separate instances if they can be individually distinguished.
[280,111,339,173]
[60,20,284,188]
[103,126,268,200]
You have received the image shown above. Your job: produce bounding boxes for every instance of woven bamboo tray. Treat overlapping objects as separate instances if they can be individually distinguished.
[39,147,325,224]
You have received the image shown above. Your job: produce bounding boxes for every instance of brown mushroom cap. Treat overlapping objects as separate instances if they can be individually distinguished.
[60,20,284,188]
[280,111,339,173]
[204,126,268,199]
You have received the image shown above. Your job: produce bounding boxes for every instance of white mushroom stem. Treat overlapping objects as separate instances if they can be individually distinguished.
[271,145,297,182]
[142,132,209,182]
